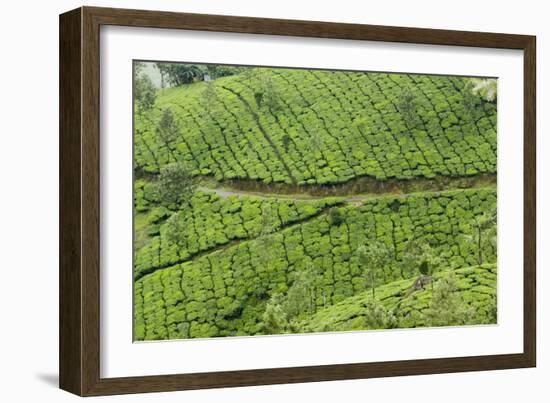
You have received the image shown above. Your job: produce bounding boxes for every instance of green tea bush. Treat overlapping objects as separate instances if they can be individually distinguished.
[134,187,496,340]
[134,191,342,279]
[134,69,496,185]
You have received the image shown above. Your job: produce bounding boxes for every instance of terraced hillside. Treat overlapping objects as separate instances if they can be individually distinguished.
[301,264,497,332]
[133,63,498,341]
[135,68,497,186]
[134,187,496,340]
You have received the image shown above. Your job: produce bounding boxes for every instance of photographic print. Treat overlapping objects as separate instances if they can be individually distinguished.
[133,61,497,341]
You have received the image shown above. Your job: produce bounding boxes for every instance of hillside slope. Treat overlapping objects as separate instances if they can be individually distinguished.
[300,264,496,333]
[134,187,496,340]
[135,68,497,186]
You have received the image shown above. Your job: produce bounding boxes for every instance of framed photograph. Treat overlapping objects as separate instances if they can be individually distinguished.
[59,6,536,396]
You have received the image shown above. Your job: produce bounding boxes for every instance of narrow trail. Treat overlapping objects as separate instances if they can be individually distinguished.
[197,182,496,204]
[138,177,497,281]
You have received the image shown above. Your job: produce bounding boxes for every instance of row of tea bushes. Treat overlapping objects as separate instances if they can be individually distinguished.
[134,187,496,340]
[134,186,343,279]
[134,68,496,185]
[300,264,497,332]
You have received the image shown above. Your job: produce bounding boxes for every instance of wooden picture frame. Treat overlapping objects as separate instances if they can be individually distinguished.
[59,6,536,396]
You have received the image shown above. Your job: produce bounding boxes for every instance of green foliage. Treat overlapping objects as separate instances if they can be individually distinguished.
[164,211,187,247]
[199,81,219,117]
[281,133,292,152]
[134,68,497,184]
[262,294,289,334]
[462,80,478,120]
[134,187,497,339]
[155,162,196,207]
[463,207,497,265]
[134,69,156,113]
[400,240,442,280]
[156,108,180,145]
[424,271,475,327]
[361,302,398,329]
[300,264,496,332]
[253,73,281,111]
[134,192,341,279]
[158,63,204,86]
[418,260,429,276]
[397,87,418,131]
[132,64,498,341]
[356,241,393,299]
[205,64,246,79]
[283,262,317,319]
[328,207,343,226]
[470,78,497,102]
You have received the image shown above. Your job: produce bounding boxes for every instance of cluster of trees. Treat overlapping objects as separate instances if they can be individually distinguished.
[134,62,157,113]
[154,63,246,88]
[262,262,318,334]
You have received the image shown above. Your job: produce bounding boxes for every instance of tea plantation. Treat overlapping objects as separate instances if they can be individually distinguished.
[135,68,497,185]
[133,64,498,340]
[301,264,497,332]
[134,187,496,340]
[134,180,343,280]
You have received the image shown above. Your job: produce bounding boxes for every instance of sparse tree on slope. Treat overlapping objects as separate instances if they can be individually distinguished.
[155,162,196,207]
[164,211,187,247]
[262,294,288,334]
[356,241,393,300]
[424,271,474,327]
[156,108,180,145]
[134,69,156,113]
[284,263,317,318]
[397,87,418,132]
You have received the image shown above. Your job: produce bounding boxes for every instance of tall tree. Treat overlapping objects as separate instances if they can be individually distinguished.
[155,63,169,90]
[462,80,477,121]
[155,162,196,207]
[400,239,441,283]
[356,241,393,300]
[397,87,418,132]
[257,203,279,283]
[200,81,219,117]
[262,294,289,334]
[164,211,187,247]
[424,271,474,327]
[156,108,180,145]
[328,207,343,226]
[470,209,497,265]
[283,263,317,318]
[253,73,281,111]
[134,71,156,113]
[361,301,398,329]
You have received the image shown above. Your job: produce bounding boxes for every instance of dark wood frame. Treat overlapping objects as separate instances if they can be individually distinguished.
[60,6,536,396]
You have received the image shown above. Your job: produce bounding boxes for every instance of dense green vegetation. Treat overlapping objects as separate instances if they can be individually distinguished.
[135,68,497,186]
[133,62,498,341]
[134,187,496,340]
[301,265,496,332]
[134,181,343,280]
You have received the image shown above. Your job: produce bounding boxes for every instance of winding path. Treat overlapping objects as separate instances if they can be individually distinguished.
[197,183,494,204]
